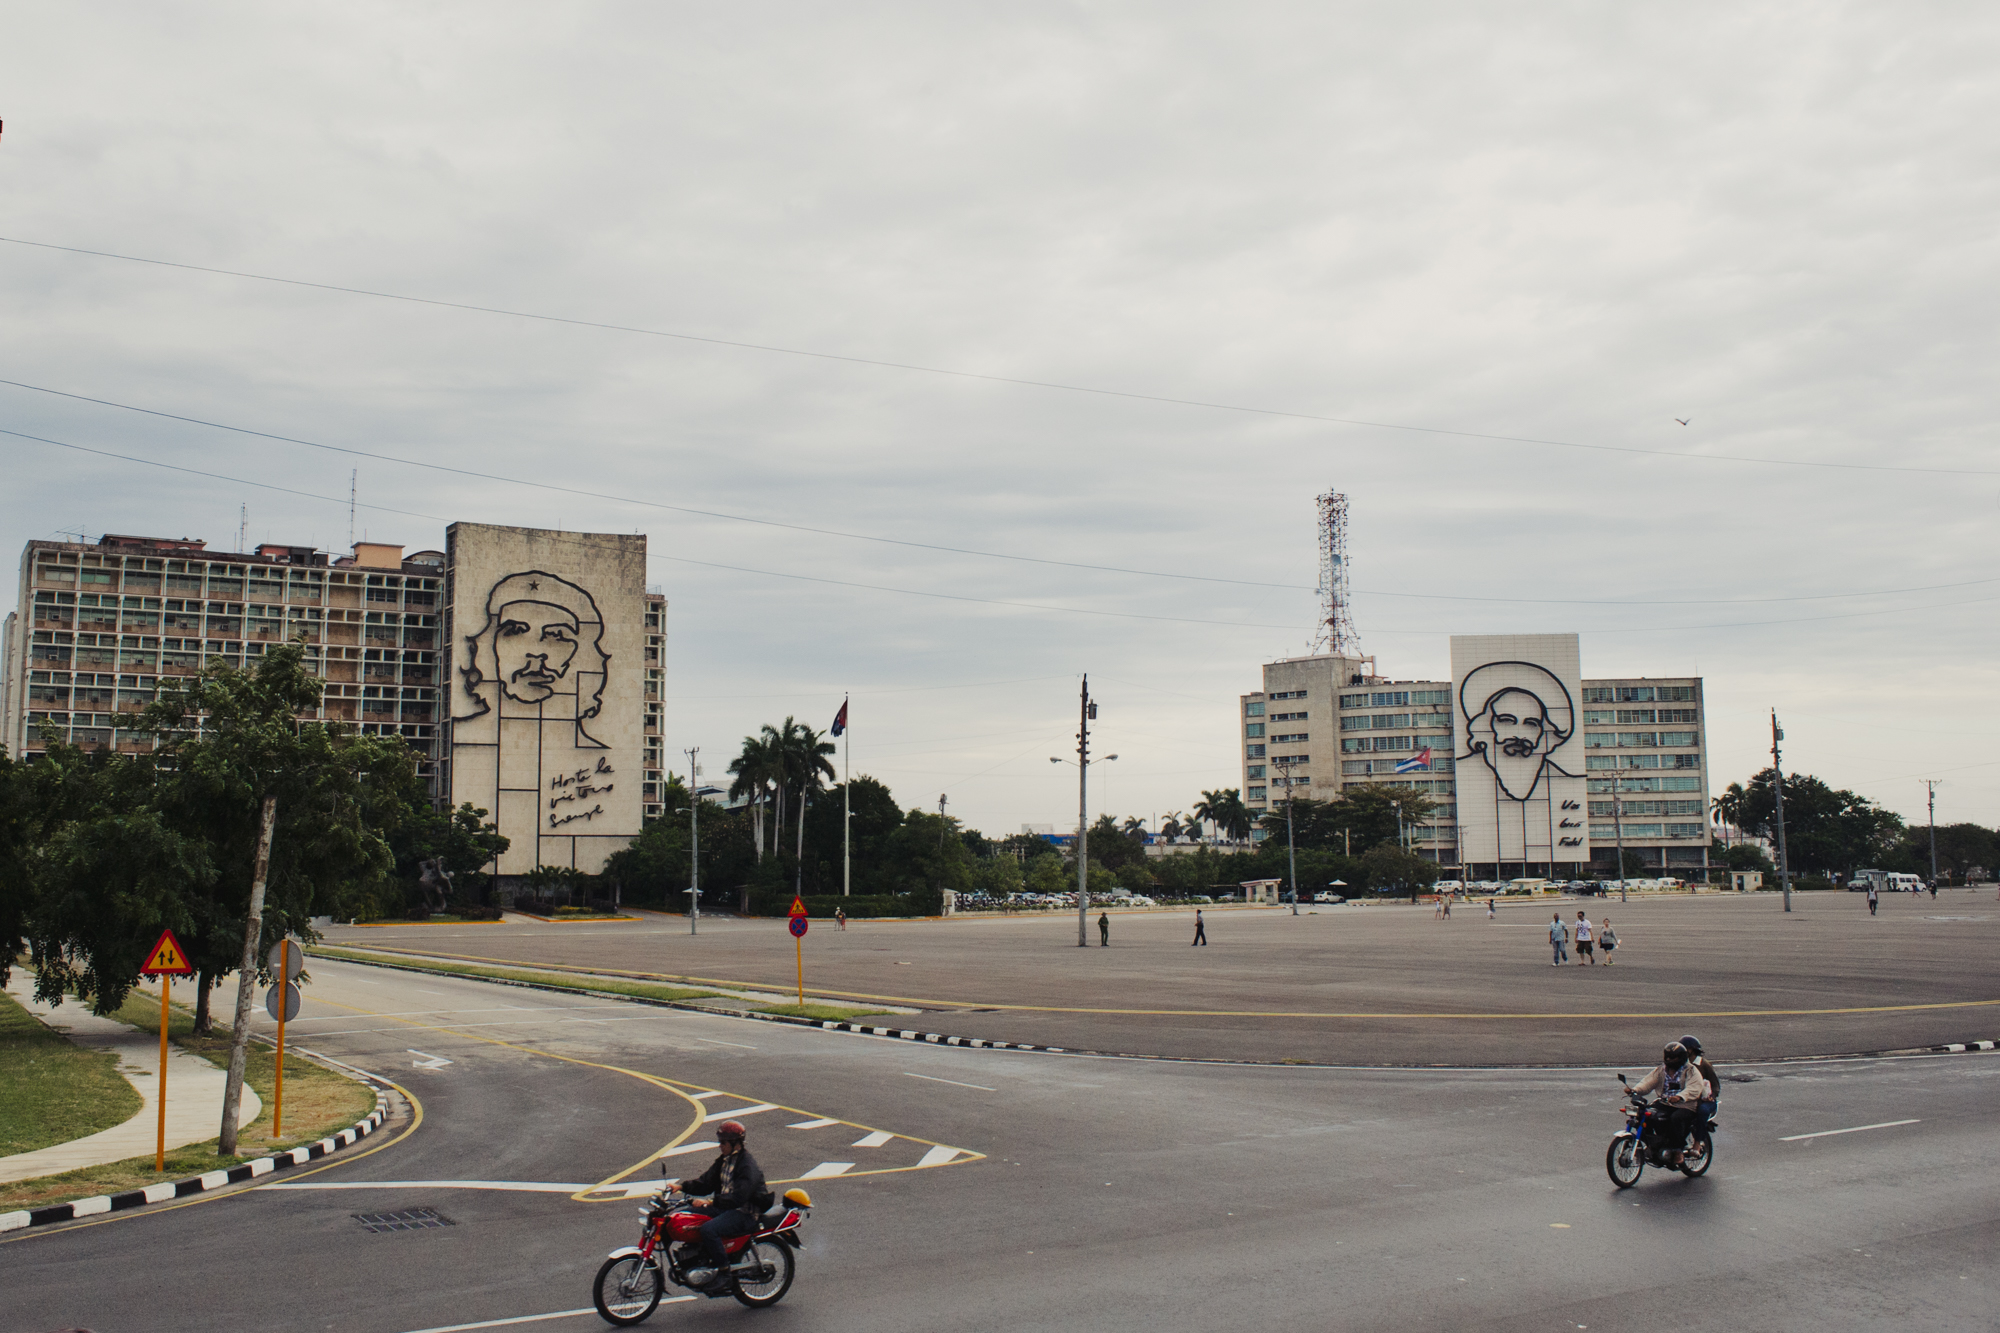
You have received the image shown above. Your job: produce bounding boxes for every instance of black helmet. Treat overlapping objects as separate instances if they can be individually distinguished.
[1663,1041,1688,1069]
[1677,1034,1703,1057]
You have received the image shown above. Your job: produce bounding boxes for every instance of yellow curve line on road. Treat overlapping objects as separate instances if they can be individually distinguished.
[334,944,2000,1021]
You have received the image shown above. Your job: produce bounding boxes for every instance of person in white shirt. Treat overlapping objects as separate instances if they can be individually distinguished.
[1574,911,1594,965]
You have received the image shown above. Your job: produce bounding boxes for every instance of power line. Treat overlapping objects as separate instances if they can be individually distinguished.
[4,234,1995,479]
[5,378,1993,609]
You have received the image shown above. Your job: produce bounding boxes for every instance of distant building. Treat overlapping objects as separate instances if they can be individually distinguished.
[2,528,667,875]
[1241,634,1711,881]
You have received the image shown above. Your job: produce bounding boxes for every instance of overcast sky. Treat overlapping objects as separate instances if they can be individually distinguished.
[3,3,1995,839]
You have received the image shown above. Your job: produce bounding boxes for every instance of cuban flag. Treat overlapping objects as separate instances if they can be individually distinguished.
[1395,747,1432,774]
[831,700,848,737]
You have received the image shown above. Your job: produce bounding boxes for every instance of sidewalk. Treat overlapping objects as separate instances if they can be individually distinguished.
[0,973,259,1185]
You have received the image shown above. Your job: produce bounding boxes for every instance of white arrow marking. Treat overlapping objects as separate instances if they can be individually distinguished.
[408,1049,454,1070]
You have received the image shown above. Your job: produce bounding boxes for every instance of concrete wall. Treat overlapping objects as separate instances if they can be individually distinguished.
[442,523,647,875]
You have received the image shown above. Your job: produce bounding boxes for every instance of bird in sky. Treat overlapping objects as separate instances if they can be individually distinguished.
[1674,418,1689,425]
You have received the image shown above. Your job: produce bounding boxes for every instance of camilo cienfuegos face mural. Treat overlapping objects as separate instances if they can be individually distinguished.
[1450,636,1591,867]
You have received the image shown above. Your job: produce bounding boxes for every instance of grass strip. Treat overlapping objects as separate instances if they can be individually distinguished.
[0,987,377,1213]
[0,986,143,1157]
[312,947,722,1004]
[752,1003,892,1022]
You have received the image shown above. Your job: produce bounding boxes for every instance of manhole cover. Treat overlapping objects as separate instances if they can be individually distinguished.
[354,1207,456,1233]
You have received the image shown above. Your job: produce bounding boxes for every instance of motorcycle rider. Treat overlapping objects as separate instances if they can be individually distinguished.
[670,1121,771,1290]
[1630,1041,1709,1166]
[1677,1033,1720,1126]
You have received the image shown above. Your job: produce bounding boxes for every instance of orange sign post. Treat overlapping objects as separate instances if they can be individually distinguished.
[140,928,194,1171]
[787,896,809,1006]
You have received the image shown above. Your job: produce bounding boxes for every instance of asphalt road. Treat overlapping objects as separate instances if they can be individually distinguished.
[6,956,1994,1333]
[319,888,2000,1064]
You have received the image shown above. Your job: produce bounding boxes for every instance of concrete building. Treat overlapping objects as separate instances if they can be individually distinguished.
[2,527,667,873]
[1241,636,1711,880]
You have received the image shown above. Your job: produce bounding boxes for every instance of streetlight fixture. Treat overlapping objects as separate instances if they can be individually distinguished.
[682,748,722,936]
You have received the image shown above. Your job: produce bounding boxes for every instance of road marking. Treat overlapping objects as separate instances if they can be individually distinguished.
[852,1131,895,1148]
[916,1146,963,1167]
[264,1180,588,1193]
[788,1118,838,1130]
[702,1103,778,1122]
[1780,1118,1921,1142]
[798,1162,855,1179]
[696,1037,758,1049]
[903,1072,995,1092]
[408,1049,454,1069]
[393,1300,695,1333]
[653,1141,721,1159]
[690,1090,730,1100]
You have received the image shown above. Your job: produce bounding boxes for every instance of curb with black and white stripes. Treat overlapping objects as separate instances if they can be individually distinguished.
[1916,1039,1997,1054]
[0,1079,391,1234]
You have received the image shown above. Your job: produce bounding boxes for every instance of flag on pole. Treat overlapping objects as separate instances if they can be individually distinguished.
[1394,747,1433,774]
[831,700,848,737]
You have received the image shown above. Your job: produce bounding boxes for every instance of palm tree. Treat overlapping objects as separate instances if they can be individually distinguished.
[727,732,779,861]
[768,716,836,870]
[1712,781,1747,851]
[1195,788,1251,843]
[1121,815,1146,837]
[1160,811,1186,841]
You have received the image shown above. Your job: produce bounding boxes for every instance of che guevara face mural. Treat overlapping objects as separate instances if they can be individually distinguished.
[1459,665,1578,801]
[455,570,608,746]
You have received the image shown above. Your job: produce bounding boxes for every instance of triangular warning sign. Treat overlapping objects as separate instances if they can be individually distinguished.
[788,895,808,918]
[141,927,194,976]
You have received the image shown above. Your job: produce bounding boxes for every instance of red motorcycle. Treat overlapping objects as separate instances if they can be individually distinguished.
[592,1182,813,1324]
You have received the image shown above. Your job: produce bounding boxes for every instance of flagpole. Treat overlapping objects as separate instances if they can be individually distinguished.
[842,694,851,898]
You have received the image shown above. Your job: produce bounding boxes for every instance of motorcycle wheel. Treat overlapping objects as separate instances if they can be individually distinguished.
[1680,1129,1713,1177]
[731,1239,796,1308]
[1606,1135,1643,1189]
[594,1255,664,1326]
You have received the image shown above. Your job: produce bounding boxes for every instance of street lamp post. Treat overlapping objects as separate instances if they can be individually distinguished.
[1051,676,1115,947]
[1272,756,1300,914]
[1613,779,1628,904]
[1925,779,1942,885]
[1771,710,1794,913]
[684,748,701,935]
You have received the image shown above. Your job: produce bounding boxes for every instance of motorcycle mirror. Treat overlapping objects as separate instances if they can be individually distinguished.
[1617,1073,1628,1085]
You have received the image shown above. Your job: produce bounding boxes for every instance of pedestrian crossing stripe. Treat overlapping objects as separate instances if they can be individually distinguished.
[141,927,194,976]
[573,1079,983,1203]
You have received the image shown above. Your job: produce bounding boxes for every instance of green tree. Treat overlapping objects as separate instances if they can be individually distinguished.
[1025,851,1069,895]
[1081,813,1145,872]
[1194,789,1251,842]
[1360,843,1439,899]
[1737,769,1903,879]
[727,731,779,863]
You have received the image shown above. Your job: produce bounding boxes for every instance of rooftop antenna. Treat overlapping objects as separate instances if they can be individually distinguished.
[1311,490,1362,657]
[238,503,248,553]
[348,470,357,549]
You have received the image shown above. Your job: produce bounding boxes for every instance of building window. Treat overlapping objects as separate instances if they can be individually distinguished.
[1339,693,1367,708]
[1584,710,1616,725]
[1247,787,1267,801]
[1370,691,1409,707]
[1658,686,1697,702]
[1658,731,1697,747]
[1270,689,1307,700]
[1664,823,1704,838]
[1410,689,1450,706]
[1245,701,1264,716]
[1245,723,1264,738]
[1272,754,1310,764]
[1617,709,1656,725]
[1272,732,1308,744]
[1657,708,1698,724]
[1246,744,1265,758]
[1585,732,1613,748]
[1272,711,1307,722]
[1667,754,1700,769]
[1246,765,1266,778]
[1587,755,1616,770]
[1622,755,1662,770]
[1661,776,1702,792]
[1343,761,1370,774]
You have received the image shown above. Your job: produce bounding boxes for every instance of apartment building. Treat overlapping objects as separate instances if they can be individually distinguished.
[1,529,669,837]
[1241,645,1711,879]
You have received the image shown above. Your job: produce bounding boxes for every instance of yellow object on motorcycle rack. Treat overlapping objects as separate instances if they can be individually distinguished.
[783,1188,813,1208]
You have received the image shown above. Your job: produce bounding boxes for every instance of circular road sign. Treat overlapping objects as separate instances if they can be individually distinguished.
[788,916,809,938]
[267,939,305,979]
[265,981,301,1023]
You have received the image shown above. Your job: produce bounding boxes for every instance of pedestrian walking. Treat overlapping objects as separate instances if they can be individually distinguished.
[1598,918,1617,963]
[1549,912,1569,965]
[1574,910,1595,965]
[1442,896,1451,920]
[836,907,846,931]
[1098,912,1110,946]
[1487,897,1496,921]
[1192,910,1208,946]
[1866,882,1878,917]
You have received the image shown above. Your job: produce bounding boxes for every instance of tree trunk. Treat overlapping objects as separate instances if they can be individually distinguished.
[751,800,764,863]
[193,970,214,1037]
[219,795,277,1156]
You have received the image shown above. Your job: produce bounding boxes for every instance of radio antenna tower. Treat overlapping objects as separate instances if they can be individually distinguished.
[1312,490,1361,657]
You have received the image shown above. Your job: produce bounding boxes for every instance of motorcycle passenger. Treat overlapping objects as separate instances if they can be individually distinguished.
[671,1121,771,1289]
[1630,1041,1709,1165]
[1677,1033,1720,1126]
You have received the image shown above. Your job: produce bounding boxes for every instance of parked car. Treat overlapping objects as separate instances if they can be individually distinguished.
[1312,892,1344,904]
